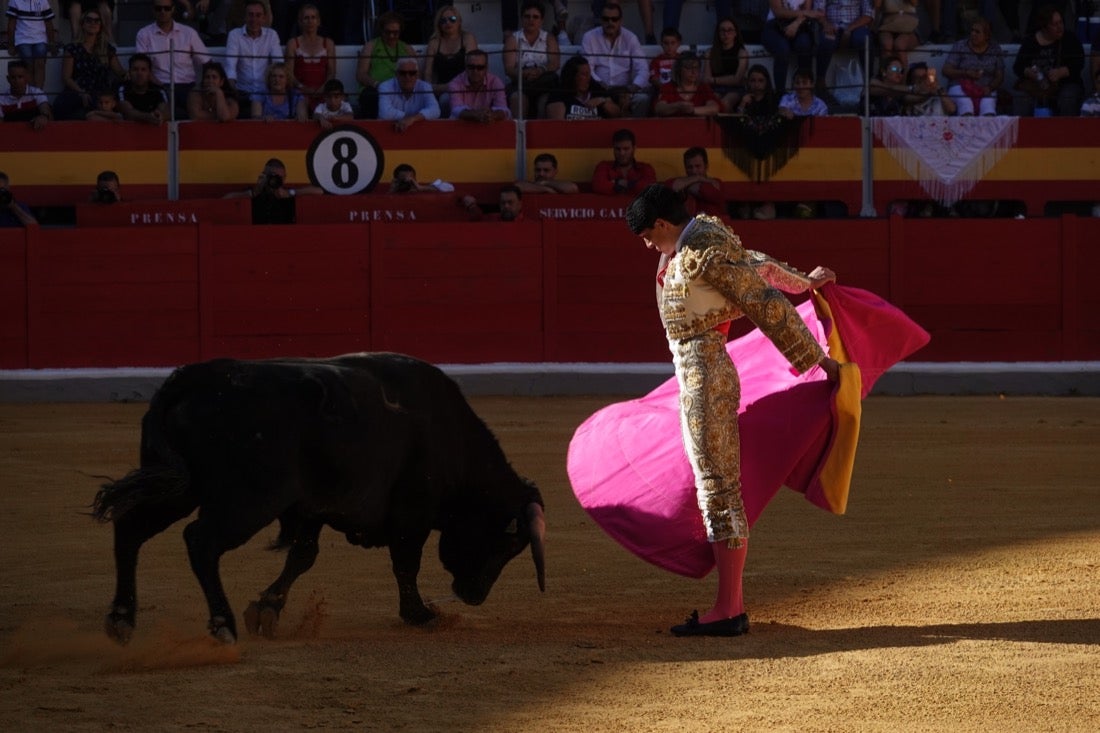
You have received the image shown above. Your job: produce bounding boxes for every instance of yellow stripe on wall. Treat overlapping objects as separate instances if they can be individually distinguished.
[1,152,168,186]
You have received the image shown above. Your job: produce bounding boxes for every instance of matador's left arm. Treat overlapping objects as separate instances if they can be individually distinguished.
[747,250,835,293]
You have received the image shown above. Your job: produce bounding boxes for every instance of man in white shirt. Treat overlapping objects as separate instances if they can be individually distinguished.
[377,57,441,132]
[580,2,651,116]
[224,0,283,118]
[135,0,211,118]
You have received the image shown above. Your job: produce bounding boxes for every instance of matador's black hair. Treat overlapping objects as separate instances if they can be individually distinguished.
[625,184,689,235]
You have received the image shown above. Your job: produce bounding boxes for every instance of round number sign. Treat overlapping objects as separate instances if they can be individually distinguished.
[306,125,384,195]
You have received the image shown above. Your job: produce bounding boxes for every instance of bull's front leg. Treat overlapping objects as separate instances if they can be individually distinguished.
[388,540,435,625]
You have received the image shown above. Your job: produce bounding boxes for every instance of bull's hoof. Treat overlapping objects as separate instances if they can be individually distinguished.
[400,605,437,626]
[208,615,237,645]
[105,611,134,645]
[243,601,280,639]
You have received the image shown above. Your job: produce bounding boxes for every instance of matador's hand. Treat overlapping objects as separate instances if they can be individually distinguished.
[818,357,840,383]
[807,266,836,289]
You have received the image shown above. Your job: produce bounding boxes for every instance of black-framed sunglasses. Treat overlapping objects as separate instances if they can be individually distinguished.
[83,15,102,23]
[440,15,458,23]
[397,69,418,76]
[153,4,173,12]
[466,64,487,70]
[601,15,621,22]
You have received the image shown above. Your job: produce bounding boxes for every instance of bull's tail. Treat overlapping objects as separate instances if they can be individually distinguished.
[92,465,190,523]
[93,366,193,524]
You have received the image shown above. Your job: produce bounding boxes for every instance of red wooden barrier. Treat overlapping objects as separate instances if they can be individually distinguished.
[369,220,545,363]
[2,217,1098,369]
[75,198,252,226]
[295,193,464,224]
[0,228,28,368]
[26,227,200,367]
[198,224,372,359]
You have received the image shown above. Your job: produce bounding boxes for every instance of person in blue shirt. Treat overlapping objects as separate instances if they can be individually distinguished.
[377,56,441,132]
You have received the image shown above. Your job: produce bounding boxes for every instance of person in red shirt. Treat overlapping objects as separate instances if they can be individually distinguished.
[648,27,681,89]
[666,146,728,219]
[591,128,657,195]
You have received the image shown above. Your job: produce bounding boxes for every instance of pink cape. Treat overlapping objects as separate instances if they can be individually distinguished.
[567,284,930,578]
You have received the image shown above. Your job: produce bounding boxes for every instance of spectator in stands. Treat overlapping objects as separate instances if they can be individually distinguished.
[1,59,51,128]
[377,56,441,132]
[179,0,230,44]
[89,169,120,203]
[66,2,114,44]
[762,0,836,95]
[222,157,322,224]
[188,60,238,121]
[592,127,657,195]
[356,11,413,119]
[461,184,528,222]
[938,0,999,42]
[424,5,478,116]
[225,0,282,118]
[545,54,623,119]
[1081,65,1100,116]
[448,48,510,122]
[779,67,830,115]
[704,17,750,111]
[666,146,727,218]
[873,0,920,69]
[0,170,37,226]
[313,77,353,128]
[5,0,58,91]
[732,64,781,221]
[135,0,211,118]
[823,0,874,54]
[902,62,957,115]
[515,152,580,194]
[581,2,652,117]
[118,52,168,125]
[736,63,781,114]
[649,27,681,89]
[865,54,909,115]
[588,0,657,44]
[251,61,307,121]
[53,7,123,120]
[285,3,335,116]
[388,163,439,193]
[85,87,122,121]
[504,0,561,119]
[941,16,1004,116]
[1012,7,1085,116]
[655,52,723,116]
[664,0,775,43]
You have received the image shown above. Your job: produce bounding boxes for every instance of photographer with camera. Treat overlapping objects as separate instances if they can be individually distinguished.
[223,158,322,224]
[90,170,120,204]
[0,171,38,227]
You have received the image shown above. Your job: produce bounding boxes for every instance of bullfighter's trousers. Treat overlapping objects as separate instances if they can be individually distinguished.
[672,328,749,546]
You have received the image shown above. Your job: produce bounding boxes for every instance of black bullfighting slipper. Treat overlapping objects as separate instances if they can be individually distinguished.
[670,610,750,637]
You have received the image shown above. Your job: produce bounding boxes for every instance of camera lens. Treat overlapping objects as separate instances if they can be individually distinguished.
[0,188,12,207]
[267,174,284,189]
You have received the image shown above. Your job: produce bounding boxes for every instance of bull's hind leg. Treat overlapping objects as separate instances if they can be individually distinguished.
[243,516,322,639]
[107,497,197,644]
[182,513,267,644]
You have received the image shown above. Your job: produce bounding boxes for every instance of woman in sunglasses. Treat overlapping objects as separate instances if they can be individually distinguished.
[54,7,124,120]
[424,5,480,105]
[356,11,414,119]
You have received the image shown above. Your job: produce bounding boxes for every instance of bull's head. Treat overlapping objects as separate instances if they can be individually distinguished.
[439,485,546,606]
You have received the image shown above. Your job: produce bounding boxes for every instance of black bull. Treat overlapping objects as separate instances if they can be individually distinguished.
[93,353,546,644]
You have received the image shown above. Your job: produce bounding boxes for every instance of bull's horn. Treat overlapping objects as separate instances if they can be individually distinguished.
[526,502,546,592]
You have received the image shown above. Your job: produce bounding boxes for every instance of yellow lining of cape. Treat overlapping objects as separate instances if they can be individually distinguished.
[812,290,862,515]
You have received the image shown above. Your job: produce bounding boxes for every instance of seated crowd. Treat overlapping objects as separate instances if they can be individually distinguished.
[2,0,1097,127]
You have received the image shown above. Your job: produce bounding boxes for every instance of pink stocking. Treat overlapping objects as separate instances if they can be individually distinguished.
[700,539,747,623]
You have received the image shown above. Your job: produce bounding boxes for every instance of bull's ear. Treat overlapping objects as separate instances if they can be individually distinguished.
[504,518,518,534]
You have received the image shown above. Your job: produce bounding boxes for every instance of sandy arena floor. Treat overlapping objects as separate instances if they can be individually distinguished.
[0,396,1098,732]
